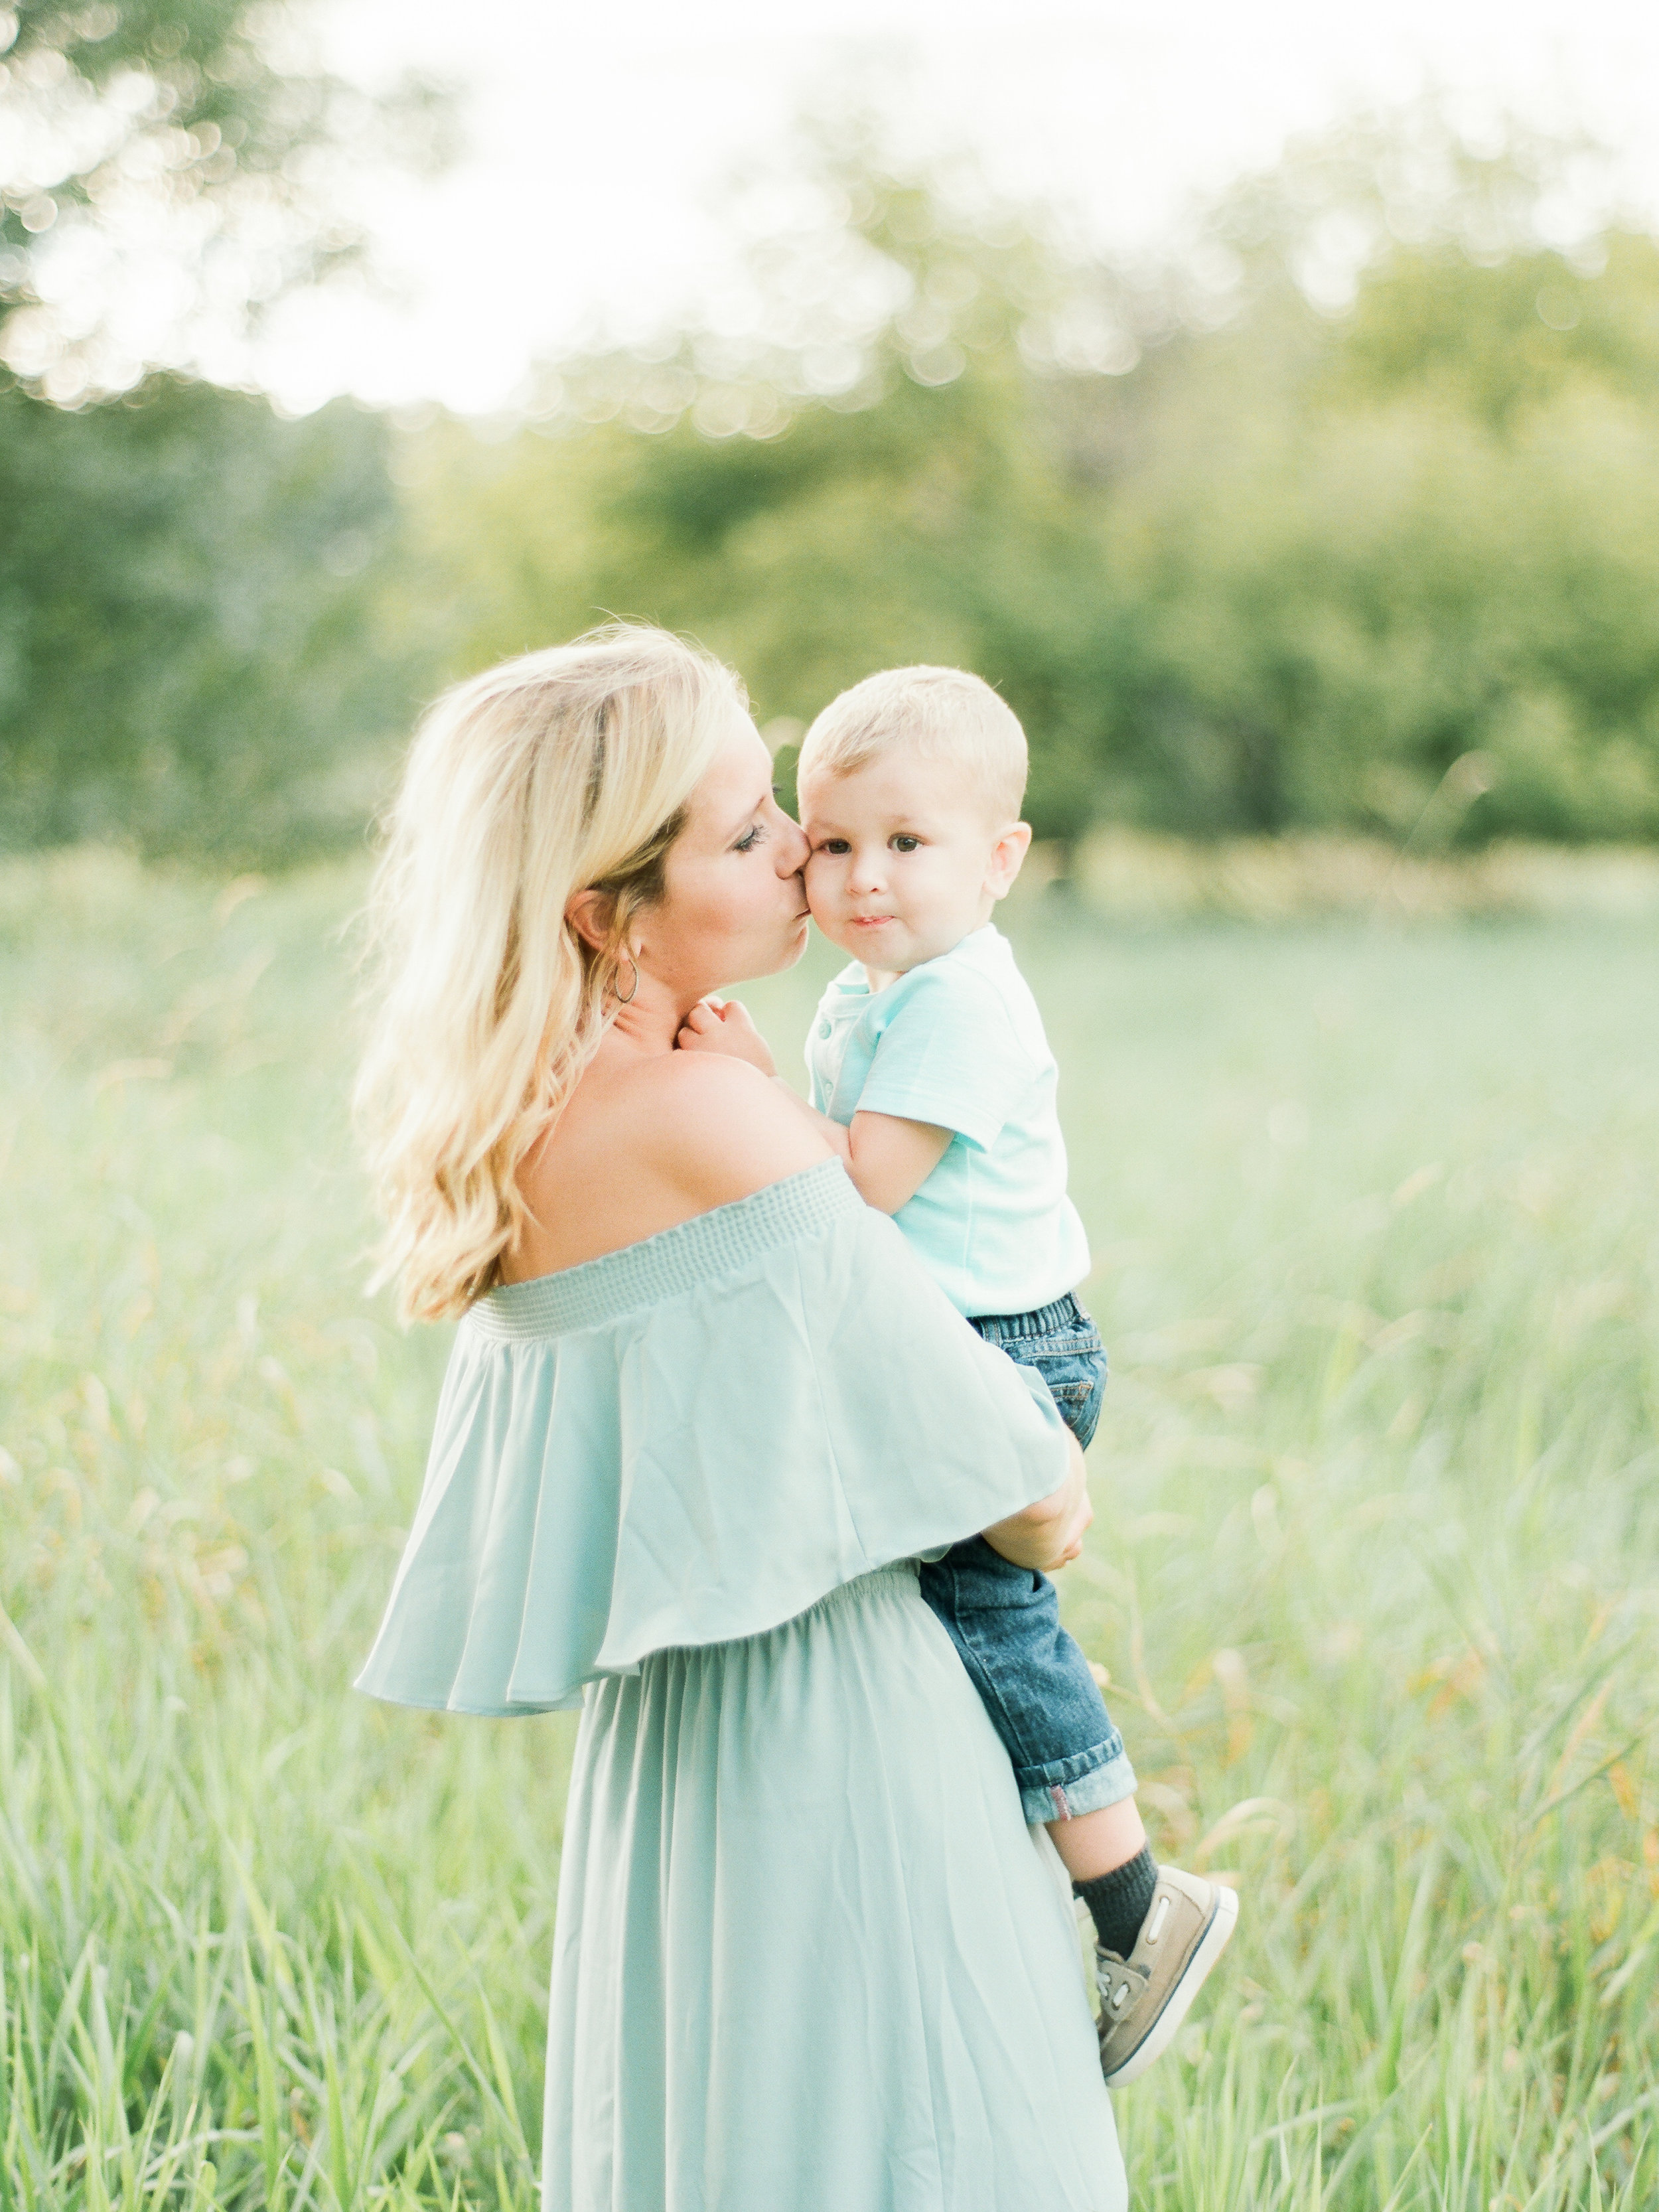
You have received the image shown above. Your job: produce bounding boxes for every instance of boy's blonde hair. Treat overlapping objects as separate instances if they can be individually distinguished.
[798,666,1028,822]
[355,623,745,1322]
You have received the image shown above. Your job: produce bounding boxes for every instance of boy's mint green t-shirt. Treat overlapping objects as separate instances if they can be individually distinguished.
[805,923,1090,1317]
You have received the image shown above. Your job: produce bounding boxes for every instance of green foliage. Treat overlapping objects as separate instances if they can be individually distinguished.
[0,377,426,859]
[2,854,1657,2204]
[0,0,446,862]
[12,95,1659,857]
[407,108,1659,845]
[1331,235,1659,427]
[403,366,1108,836]
[1098,364,1659,838]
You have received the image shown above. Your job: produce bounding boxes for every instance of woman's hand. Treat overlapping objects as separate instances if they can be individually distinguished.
[676,997,777,1076]
[980,1434,1092,1574]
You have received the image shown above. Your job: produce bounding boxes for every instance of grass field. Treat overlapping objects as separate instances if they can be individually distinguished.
[2,848,1656,2211]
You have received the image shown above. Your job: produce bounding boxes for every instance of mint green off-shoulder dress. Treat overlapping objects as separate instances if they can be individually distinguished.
[358,1161,1127,2212]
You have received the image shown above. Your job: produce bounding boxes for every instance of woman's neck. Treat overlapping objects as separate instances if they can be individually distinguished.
[605,980,701,1059]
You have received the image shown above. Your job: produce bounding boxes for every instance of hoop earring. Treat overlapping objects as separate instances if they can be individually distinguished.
[614,948,639,1005]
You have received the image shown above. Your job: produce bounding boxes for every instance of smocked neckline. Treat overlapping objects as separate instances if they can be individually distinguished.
[467,1157,861,1341]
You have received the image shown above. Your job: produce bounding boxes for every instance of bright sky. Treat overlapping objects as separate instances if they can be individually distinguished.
[252,0,1659,413]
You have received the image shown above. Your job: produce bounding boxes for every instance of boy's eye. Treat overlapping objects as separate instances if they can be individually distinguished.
[820,838,851,855]
[891,834,920,853]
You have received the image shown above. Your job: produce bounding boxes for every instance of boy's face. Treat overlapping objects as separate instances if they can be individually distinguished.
[800,751,1031,980]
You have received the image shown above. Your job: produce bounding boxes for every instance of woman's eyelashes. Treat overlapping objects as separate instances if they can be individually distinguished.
[734,786,798,851]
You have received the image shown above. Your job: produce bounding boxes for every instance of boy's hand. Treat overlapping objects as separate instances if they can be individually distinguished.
[982,1434,1092,1574]
[676,997,777,1077]
[1052,1479,1094,1567]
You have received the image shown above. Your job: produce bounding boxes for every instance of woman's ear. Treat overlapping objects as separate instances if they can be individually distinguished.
[565,887,615,955]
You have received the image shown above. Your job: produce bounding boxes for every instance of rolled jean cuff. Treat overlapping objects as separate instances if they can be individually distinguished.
[1018,1746,1138,1828]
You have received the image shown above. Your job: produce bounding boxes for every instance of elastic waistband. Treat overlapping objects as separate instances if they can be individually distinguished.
[968,1291,1094,1340]
[643,1562,923,1666]
[741,1559,921,1641]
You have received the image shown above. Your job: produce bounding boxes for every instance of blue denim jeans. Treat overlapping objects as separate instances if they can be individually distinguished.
[919,1295,1137,1826]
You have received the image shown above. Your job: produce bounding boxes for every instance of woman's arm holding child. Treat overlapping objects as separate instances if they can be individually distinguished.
[677,999,950,1213]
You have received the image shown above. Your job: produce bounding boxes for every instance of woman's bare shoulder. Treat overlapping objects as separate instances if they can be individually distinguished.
[510,1053,835,1280]
[627,1053,835,1209]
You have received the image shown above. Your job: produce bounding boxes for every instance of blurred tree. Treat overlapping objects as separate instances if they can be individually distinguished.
[0,376,420,857]
[17,80,1650,860]
[1096,387,1659,840]
[0,2,446,857]
[407,97,1659,846]
[402,117,1139,840]
[1076,131,1659,840]
[1330,234,1659,427]
[0,0,448,401]
[403,382,1115,840]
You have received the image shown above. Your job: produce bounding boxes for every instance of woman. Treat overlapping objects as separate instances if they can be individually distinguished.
[355,626,1128,2211]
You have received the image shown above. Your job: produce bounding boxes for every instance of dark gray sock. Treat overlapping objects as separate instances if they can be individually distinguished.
[1075,1844,1159,1958]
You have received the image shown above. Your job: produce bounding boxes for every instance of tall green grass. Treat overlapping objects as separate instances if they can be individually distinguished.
[1,849,1655,2209]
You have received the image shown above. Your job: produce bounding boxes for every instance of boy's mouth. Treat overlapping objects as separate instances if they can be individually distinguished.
[847,914,896,929]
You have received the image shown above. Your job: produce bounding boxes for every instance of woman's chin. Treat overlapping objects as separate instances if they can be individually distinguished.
[770,913,814,972]
[723,914,813,989]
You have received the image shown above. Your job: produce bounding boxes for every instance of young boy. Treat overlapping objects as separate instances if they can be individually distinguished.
[680,666,1236,2083]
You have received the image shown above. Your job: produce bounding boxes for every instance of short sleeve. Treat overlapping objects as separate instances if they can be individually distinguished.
[857,961,1037,1150]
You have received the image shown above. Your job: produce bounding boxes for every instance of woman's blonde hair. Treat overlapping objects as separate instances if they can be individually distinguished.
[356,623,745,1321]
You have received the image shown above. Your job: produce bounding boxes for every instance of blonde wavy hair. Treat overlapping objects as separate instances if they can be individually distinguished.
[356,623,745,1321]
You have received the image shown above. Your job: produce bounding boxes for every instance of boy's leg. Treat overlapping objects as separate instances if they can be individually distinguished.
[915,1534,1137,1830]
[970,1305,1155,1921]
[965,1298,1238,2079]
[917,1520,1236,2079]
[1049,1797,1149,1881]
[928,1298,1134,1826]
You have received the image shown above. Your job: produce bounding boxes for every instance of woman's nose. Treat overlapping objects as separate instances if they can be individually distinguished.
[775,814,810,875]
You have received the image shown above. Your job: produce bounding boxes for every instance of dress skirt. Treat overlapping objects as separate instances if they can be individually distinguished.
[543,1562,1128,2212]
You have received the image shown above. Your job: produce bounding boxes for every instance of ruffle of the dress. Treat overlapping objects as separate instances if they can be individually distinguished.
[354,1199,1069,1717]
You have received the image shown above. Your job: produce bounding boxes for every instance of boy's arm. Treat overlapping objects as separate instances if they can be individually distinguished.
[841,1111,952,1213]
[982,1432,1092,1572]
[676,999,949,1209]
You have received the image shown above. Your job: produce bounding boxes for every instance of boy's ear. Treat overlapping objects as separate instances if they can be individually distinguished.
[985,821,1033,901]
[565,887,615,955]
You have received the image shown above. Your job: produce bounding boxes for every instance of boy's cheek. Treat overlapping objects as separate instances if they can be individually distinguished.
[801,854,837,911]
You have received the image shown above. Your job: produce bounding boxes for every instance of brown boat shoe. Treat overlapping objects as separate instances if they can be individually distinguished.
[1094,1864,1239,2085]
